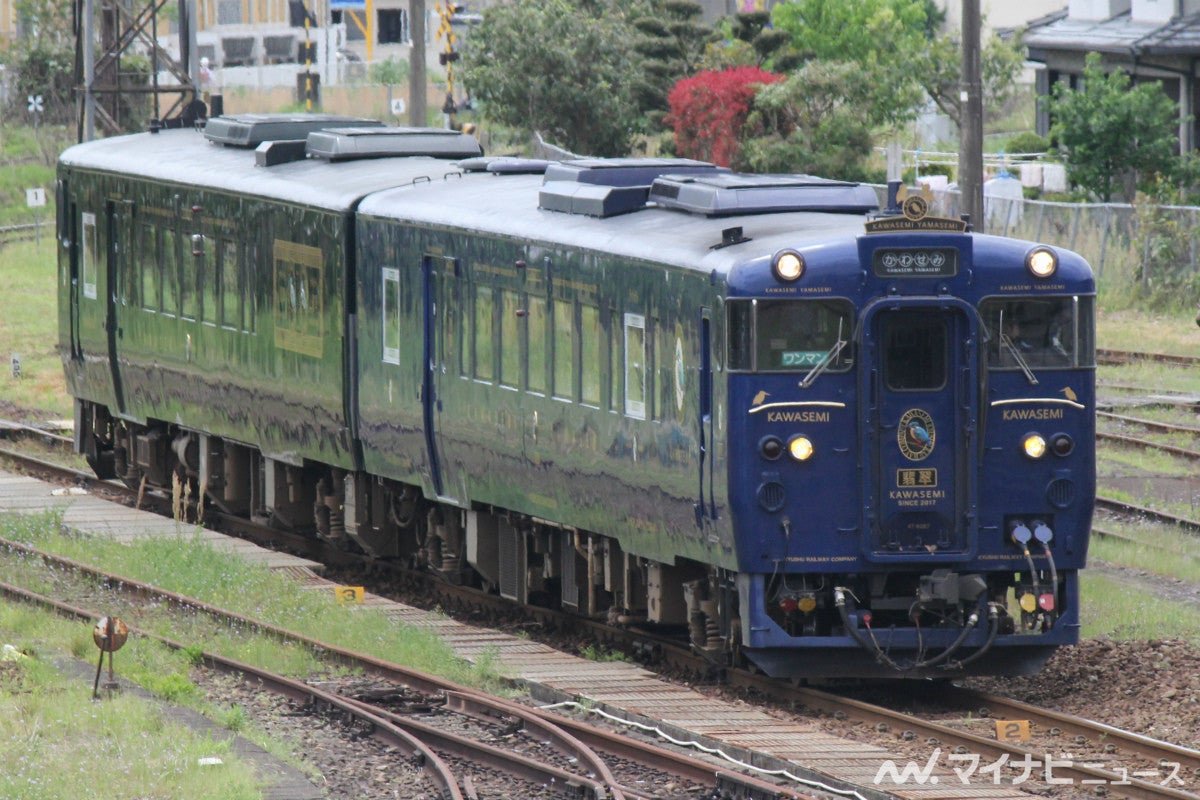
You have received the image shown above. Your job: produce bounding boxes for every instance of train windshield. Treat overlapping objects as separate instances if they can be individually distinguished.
[727,298,855,373]
[980,296,1095,370]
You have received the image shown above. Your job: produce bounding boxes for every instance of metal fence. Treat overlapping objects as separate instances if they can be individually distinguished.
[876,186,1200,295]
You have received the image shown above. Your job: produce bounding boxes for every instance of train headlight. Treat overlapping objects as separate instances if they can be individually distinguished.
[788,435,814,462]
[773,250,805,282]
[1022,433,1047,459]
[1026,247,1058,279]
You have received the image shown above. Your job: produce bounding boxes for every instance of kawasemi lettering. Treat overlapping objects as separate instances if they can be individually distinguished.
[1001,408,1065,421]
[766,411,831,423]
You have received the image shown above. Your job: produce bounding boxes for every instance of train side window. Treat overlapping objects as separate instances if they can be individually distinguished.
[474,284,494,382]
[657,317,677,421]
[726,300,753,371]
[245,240,258,334]
[140,223,158,312]
[526,295,547,394]
[273,239,323,355]
[624,313,646,419]
[884,314,946,391]
[81,212,98,300]
[500,289,520,388]
[118,208,137,308]
[609,306,621,411]
[181,231,200,321]
[219,240,240,330]
[581,303,601,407]
[382,267,401,364]
[553,298,575,400]
[200,236,220,326]
[438,268,461,377]
[161,227,179,317]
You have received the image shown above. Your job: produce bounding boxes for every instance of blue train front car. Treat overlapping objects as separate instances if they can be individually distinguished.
[727,192,1094,678]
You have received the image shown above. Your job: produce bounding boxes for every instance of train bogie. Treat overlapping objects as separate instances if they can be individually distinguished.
[58,116,1095,679]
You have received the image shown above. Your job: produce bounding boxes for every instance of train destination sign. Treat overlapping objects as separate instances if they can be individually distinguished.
[872,247,958,278]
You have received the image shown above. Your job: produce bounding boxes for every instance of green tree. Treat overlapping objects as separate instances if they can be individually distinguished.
[460,0,646,156]
[768,0,934,128]
[628,0,713,129]
[698,11,790,71]
[1048,53,1181,202]
[772,0,933,60]
[918,30,1025,130]
[738,61,877,179]
[370,56,411,86]
[2,0,75,125]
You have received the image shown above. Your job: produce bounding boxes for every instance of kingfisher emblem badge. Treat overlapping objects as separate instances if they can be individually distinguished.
[897,408,936,461]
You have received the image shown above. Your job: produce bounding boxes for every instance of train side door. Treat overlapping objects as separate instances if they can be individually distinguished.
[422,254,463,503]
[105,199,133,415]
[862,302,978,559]
[697,310,717,523]
[64,188,83,362]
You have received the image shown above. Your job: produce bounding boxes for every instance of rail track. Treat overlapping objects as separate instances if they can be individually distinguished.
[1098,349,1200,369]
[1095,496,1200,536]
[0,537,799,800]
[3,435,1198,800]
[1100,410,1200,439]
[0,222,46,247]
[1097,410,1200,464]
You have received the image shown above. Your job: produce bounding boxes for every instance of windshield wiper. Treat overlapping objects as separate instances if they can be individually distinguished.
[999,331,1039,385]
[799,319,846,389]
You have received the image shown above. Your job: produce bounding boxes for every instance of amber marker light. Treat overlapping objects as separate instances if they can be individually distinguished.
[1026,247,1057,279]
[1022,433,1047,460]
[788,435,814,462]
[773,249,805,282]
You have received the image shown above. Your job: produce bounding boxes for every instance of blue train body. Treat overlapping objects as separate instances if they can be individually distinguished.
[57,116,1095,679]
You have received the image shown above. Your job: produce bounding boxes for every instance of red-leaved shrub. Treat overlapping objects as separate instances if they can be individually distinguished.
[666,66,783,167]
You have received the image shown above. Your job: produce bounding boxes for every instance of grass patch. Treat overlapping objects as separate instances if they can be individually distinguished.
[0,123,68,227]
[0,605,263,799]
[1097,362,1200,395]
[0,510,508,695]
[1096,308,1200,355]
[1092,521,1200,581]
[0,236,67,419]
[1097,443,1198,479]
[1080,573,1200,640]
[579,642,630,663]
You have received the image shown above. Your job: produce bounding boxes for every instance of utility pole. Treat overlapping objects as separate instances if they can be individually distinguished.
[960,0,984,228]
[410,0,427,127]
